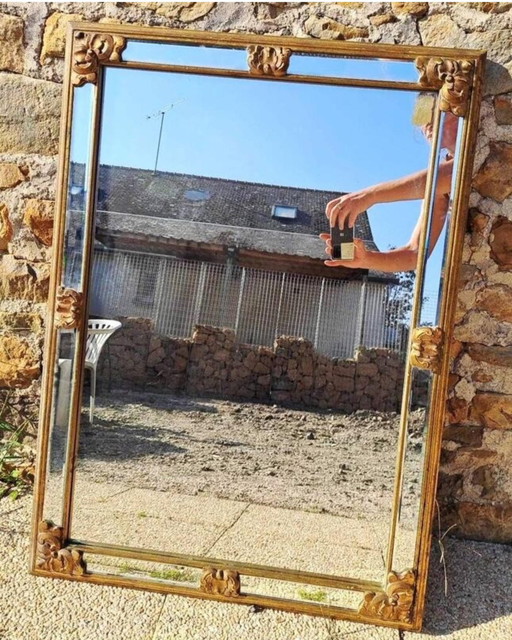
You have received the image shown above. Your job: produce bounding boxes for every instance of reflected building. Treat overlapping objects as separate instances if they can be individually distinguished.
[68,163,407,360]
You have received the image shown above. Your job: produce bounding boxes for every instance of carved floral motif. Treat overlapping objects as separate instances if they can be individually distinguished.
[36,520,86,576]
[72,31,126,86]
[200,567,241,597]
[416,57,474,117]
[247,45,291,77]
[410,326,444,373]
[55,286,83,329]
[359,570,415,623]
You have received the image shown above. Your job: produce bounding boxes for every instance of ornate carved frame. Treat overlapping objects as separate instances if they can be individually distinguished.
[31,22,486,632]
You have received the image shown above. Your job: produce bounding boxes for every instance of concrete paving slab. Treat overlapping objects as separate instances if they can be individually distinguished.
[68,481,249,553]
[87,484,249,527]
[207,503,385,580]
[43,474,131,525]
[367,515,418,574]
[0,502,165,640]
[2,495,512,640]
[71,506,230,555]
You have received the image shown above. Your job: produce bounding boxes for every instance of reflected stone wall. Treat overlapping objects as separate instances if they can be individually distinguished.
[1,2,512,542]
[96,320,409,413]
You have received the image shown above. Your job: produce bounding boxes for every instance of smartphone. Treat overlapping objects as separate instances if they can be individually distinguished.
[330,223,354,260]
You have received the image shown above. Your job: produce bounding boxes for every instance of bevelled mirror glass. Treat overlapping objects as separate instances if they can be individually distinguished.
[32,23,485,632]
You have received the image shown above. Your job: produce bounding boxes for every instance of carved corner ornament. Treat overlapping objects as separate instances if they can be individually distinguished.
[359,570,415,624]
[416,57,474,117]
[55,286,83,329]
[36,520,87,576]
[200,567,241,597]
[72,31,126,86]
[247,45,292,77]
[410,325,444,374]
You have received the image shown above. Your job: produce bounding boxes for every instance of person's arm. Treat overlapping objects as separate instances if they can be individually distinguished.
[326,159,453,229]
[320,195,450,273]
[319,238,419,272]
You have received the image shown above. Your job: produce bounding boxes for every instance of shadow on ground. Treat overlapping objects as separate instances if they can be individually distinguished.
[415,534,512,636]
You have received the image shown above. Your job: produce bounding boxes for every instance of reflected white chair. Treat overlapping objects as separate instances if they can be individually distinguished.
[85,319,122,424]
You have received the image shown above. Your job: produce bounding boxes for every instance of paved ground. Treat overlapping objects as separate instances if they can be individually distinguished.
[1,494,511,640]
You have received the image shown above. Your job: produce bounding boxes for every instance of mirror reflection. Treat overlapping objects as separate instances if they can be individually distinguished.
[62,62,457,584]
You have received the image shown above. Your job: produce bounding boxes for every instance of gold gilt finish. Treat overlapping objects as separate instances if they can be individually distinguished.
[72,31,126,86]
[247,45,292,76]
[37,520,87,576]
[416,57,474,117]
[55,286,83,329]
[359,570,415,624]
[200,568,241,597]
[410,326,444,373]
[29,20,487,633]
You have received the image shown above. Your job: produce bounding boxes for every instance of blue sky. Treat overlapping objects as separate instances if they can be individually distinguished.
[71,45,456,317]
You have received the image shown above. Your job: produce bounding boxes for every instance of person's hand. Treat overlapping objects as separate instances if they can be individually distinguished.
[319,235,371,269]
[325,190,374,229]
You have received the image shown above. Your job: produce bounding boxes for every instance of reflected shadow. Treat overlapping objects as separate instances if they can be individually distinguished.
[78,419,188,461]
[81,388,220,415]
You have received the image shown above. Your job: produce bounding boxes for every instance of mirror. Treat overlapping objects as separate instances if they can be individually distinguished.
[32,25,485,631]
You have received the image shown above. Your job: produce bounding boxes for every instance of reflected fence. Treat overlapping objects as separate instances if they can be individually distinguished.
[89,248,436,359]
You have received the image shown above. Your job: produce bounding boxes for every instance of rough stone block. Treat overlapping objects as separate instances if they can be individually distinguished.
[0,163,28,189]
[447,396,470,424]
[473,142,512,202]
[213,348,231,362]
[470,393,512,429]
[494,94,512,125]
[466,2,512,12]
[441,501,512,544]
[180,2,216,22]
[253,361,269,374]
[443,424,484,447]
[304,15,369,40]
[0,312,42,333]
[370,12,397,26]
[357,362,379,377]
[41,12,84,62]
[391,2,429,17]
[471,464,500,499]
[0,74,61,155]
[0,13,24,74]
[468,343,512,368]
[300,356,314,376]
[437,472,464,501]
[0,255,50,302]
[0,203,13,252]
[9,228,51,263]
[0,333,40,388]
[489,216,512,270]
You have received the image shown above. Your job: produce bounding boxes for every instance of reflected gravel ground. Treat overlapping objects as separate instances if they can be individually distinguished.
[73,390,425,519]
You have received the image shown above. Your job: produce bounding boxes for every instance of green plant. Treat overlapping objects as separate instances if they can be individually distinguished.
[297,588,328,603]
[118,562,143,574]
[115,562,195,583]
[0,393,36,501]
[149,568,196,582]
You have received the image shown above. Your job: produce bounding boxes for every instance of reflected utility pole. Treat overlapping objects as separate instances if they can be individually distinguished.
[146,101,183,175]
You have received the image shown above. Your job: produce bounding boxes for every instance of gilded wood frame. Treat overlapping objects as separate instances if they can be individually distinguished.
[31,22,486,631]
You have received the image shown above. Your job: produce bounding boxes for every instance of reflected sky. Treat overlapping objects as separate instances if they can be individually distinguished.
[70,59,450,321]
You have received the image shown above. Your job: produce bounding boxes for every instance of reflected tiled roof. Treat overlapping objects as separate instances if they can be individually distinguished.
[70,163,378,250]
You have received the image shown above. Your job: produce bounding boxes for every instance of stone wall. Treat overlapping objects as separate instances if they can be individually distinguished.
[96,321,407,412]
[1,2,512,542]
